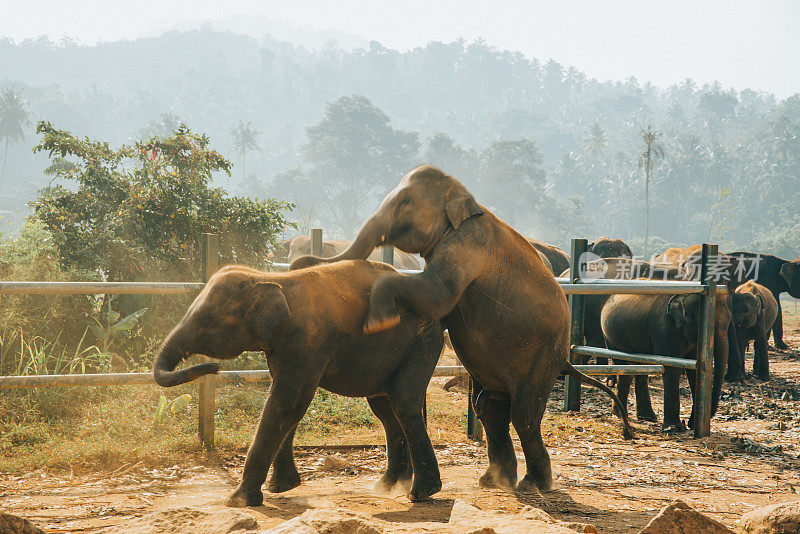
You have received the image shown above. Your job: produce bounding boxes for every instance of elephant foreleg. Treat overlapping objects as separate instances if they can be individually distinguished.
[633,375,658,422]
[753,334,770,380]
[725,320,745,382]
[662,366,685,432]
[267,423,301,493]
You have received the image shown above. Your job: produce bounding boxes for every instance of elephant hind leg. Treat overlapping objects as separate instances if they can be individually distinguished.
[474,387,516,490]
[511,379,553,493]
[633,375,658,422]
[368,395,412,494]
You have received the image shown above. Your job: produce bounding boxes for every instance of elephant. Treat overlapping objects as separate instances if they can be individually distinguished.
[653,245,745,383]
[732,280,779,379]
[559,258,682,412]
[287,235,421,270]
[526,238,570,275]
[588,237,633,259]
[601,290,734,431]
[266,238,294,263]
[152,261,445,506]
[291,165,633,493]
[725,251,800,350]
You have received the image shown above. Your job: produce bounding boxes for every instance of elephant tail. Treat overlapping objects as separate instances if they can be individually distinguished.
[562,362,635,440]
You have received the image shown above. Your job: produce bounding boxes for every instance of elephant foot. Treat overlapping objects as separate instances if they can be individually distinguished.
[225,486,263,508]
[267,471,301,493]
[363,312,401,334]
[754,372,770,381]
[478,464,517,489]
[636,408,658,423]
[725,372,746,383]
[374,472,412,494]
[663,421,687,434]
[407,477,442,502]
[774,341,789,351]
[516,472,552,494]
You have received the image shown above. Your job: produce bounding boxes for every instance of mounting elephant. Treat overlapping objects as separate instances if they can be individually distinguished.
[292,165,633,493]
[526,238,569,275]
[653,245,745,383]
[152,261,444,506]
[725,251,800,351]
[560,258,682,418]
[732,281,779,379]
[588,237,633,259]
[601,289,734,431]
[287,235,421,270]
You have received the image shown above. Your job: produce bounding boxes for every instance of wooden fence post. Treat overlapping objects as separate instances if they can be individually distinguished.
[467,377,483,441]
[694,243,717,438]
[198,233,219,449]
[381,245,394,265]
[311,228,323,257]
[564,238,587,412]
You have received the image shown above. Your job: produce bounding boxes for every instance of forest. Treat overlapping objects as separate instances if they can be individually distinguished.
[1,26,799,258]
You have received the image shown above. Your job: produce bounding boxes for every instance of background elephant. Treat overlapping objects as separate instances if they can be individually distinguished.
[560,258,682,413]
[653,245,745,382]
[287,235,421,270]
[266,238,294,263]
[726,251,800,350]
[526,238,570,275]
[153,261,444,506]
[733,281,779,379]
[292,165,632,494]
[601,290,733,431]
[588,237,633,258]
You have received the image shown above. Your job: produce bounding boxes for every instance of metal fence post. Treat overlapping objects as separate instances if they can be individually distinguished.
[311,228,323,256]
[381,245,394,266]
[564,238,588,412]
[694,243,717,438]
[198,234,219,449]
[467,377,483,441]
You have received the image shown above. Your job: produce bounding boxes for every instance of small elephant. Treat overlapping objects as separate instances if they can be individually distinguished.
[287,235,421,270]
[292,165,633,493]
[588,237,633,259]
[525,237,570,275]
[153,261,444,506]
[732,281,779,379]
[726,251,800,350]
[601,290,733,431]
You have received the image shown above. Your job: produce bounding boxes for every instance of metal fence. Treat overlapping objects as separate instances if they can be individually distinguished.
[0,232,723,448]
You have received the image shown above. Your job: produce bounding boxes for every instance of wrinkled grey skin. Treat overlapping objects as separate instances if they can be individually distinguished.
[732,281,779,379]
[291,165,633,494]
[153,262,444,506]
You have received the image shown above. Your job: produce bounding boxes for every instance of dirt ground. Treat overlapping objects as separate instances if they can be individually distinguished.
[3,308,800,533]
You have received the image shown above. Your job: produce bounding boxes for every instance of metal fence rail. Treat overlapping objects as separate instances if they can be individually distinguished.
[0,231,722,447]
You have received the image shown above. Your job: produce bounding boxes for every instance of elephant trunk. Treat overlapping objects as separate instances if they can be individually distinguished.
[290,214,384,269]
[153,329,219,387]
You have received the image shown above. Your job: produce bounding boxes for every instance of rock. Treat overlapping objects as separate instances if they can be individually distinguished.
[317,455,354,472]
[0,512,46,534]
[447,499,587,533]
[99,507,258,533]
[262,508,382,534]
[740,500,800,534]
[639,500,734,534]
[518,506,598,533]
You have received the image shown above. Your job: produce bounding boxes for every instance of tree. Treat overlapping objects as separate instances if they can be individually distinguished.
[299,95,419,236]
[232,120,261,185]
[0,87,32,197]
[638,126,664,251]
[32,121,293,279]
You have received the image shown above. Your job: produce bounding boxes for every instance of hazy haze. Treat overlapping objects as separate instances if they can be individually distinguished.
[3,0,798,98]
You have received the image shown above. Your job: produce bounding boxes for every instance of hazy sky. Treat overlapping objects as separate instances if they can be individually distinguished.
[3,0,799,98]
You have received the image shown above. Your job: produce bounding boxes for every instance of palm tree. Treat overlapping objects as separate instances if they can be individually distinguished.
[584,121,609,162]
[0,87,32,197]
[638,126,664,251]
[232,121,261,184]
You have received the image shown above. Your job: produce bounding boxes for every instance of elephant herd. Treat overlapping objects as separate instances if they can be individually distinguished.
[153,165,800,506]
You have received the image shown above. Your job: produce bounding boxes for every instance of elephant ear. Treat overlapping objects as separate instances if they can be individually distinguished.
[248,281,290,341]
[781,262,798,285]
[444,185,483,230]
[667,295,686,330]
